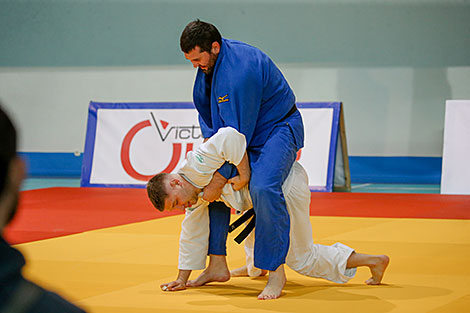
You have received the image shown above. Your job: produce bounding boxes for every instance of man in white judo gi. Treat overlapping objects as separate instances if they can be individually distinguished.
[147,127,389,299]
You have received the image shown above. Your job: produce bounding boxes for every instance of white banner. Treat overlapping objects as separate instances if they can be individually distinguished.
[81,102,341,191]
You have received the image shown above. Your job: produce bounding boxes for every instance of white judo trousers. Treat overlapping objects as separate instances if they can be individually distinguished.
[177,127,356,284]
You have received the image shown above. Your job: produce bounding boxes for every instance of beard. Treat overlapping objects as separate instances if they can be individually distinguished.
[201,67,213,75]
[200,52,218,75]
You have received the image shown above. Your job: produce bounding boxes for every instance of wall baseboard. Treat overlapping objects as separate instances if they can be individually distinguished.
[19,152,442,184]
[349,156,442,184]
[19,152,83,177]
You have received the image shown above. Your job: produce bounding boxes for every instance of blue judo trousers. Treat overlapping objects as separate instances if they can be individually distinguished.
[208,113,303,270]
[193,38,304,271]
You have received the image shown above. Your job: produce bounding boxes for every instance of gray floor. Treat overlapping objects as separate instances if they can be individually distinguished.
[21,177,440,194]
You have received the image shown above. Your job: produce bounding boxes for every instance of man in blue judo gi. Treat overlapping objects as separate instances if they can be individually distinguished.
[179,19,305,299]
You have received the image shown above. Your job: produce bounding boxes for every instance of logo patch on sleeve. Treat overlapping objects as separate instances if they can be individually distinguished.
[218,95,229,103]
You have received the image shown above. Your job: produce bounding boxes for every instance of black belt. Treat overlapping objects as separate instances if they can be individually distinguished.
[229,208,256,244]
[280,104,298,122]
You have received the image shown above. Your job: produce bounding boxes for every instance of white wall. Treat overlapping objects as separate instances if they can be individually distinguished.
[1,65,469,156]
[0,66,195,153]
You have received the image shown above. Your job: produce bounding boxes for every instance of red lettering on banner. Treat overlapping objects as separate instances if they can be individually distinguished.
[160,120,169,129]
[185,143,193,156]
[160,143,182,174]
[121,120,183,181]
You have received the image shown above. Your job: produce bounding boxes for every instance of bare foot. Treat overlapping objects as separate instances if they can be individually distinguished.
[365,255,390,285]
[258,265,286,300]
[186,255,230,287]
[230,265,268,277]
[187,268,230,287]
[230,265,249,277]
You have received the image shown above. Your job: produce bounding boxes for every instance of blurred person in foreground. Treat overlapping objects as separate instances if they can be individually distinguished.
[0,103,86,312]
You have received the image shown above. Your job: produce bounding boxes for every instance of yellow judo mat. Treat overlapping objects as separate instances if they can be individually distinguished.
[15,215,470,313]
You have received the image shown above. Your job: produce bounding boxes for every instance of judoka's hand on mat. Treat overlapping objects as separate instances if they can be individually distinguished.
[160,279,187,291]
[203,171,227,202]
[161,269,191,292]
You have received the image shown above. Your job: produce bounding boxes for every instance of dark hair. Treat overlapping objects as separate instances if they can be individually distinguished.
[180,19,222,53]
[146,173,169,212]
[0,103,17,195]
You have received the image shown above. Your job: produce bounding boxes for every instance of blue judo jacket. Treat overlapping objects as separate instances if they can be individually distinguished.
[193,38,304,151]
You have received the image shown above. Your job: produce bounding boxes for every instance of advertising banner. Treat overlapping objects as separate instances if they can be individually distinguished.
[81,102,343,191]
